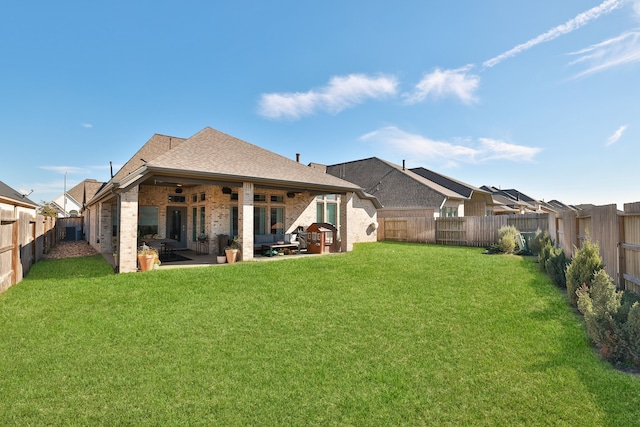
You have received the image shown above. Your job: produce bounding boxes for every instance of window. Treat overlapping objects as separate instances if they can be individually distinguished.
[271,207,284,234]
[200,193,206,202]
[138,206,159,237]
[316,194,340,227]
[192,207,197,241]
[440,206,459,218]
[192,194,198,203]
[254,194,266,202]
[270,195,284,203]
[254,207,267,234]
[200,206,206,235]
[231,206,238,238]
[112,204,118,237]
[326,203,337,226]
[168,195,186,203]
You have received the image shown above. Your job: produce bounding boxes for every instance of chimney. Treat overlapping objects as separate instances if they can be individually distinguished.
[402,160,405,171]
[296,153,300,163]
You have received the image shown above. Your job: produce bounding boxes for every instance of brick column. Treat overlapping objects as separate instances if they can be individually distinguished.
[118,186,139,273]
[340,192,354,252]
[100,202,112,253]
[238,182,254,261]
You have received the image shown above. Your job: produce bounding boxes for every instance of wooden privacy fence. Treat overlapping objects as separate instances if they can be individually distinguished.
[556,202,640,295]
[379,213,553,248]
[0,210,56,293]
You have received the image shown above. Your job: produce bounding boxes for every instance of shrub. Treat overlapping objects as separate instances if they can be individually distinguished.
[538,240,553,271]
[545,246,569,288]
[497,225,518,254]
[565,239,605,306]
[576,270,624,361]
[530,229,552,256]
[624,303,640,366]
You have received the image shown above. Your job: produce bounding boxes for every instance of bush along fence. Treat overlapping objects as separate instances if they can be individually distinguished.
[539,235,640,368]
[379,202,640,295]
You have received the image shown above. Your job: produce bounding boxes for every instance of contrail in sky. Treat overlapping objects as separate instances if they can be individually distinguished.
[483,0,624,68]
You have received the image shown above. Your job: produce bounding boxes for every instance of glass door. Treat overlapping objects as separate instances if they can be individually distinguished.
[166,207,187,248]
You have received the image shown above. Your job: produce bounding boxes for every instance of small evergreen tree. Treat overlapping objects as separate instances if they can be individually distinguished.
[545,247,569,288]
[565,238,604,306]
[576,270,623,361]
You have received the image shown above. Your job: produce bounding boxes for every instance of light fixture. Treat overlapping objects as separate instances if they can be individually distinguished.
[175,184,183,194]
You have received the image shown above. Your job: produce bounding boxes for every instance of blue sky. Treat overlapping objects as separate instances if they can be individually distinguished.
[2,0,639,208]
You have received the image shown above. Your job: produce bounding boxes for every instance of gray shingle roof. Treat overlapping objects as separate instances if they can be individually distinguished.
[91,127,366,205]
[0,181,37,206]
[409,167,487,199]
[114,134,187,181]
[326,157,467,209]
[144,127,361,191]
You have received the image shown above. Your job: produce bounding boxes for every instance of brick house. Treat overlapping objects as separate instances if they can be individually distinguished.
[84,127,380,273]
[323,157,494,219]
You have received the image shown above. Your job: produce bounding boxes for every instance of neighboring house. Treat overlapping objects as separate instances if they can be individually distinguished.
[84,127,380,273]
[0,181,38,291]
[481,186,558,215]
[548,199,578,212]
[323,157,492,218]
[51,179,104,217]
[409,167,494,216]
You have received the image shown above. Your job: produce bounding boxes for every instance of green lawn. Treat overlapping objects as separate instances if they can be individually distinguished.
[1,243,639,426]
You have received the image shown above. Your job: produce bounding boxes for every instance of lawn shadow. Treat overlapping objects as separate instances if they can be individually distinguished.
[29,255,115,281]
[518,256,640,425]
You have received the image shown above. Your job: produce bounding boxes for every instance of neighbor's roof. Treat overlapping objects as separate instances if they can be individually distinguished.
[0,181,37,207]
[409,166,492,200]
[327,157,462,199]
[66,179,105,206]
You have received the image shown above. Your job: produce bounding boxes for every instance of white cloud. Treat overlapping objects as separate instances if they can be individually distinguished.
[477,138,542,161]
[81,123,93,128]
[483,0,624,68]
[568,30,640,77]
[257,74,398,120]
[405,66,479,105]
[634,0,640,19]
[606,124,628,146]
[360,127,541,165]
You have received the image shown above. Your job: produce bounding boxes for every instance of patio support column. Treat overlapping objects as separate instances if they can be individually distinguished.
[340,192,354,252]
[117,186,139,273]
[238,182,254,261]
[99,202,112,254]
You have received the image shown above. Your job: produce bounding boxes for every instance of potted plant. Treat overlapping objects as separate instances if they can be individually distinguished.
[216,234,228,264]
[137,246,159,272]
[225,237,240,264]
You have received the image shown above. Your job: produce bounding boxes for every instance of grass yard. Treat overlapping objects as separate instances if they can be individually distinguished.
[1,242,640,425]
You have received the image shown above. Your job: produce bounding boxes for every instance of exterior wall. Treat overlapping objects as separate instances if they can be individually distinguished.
[464,193,488,217]
[378,208,436,219]
[93,182,377,271]
[340,193,378,247]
